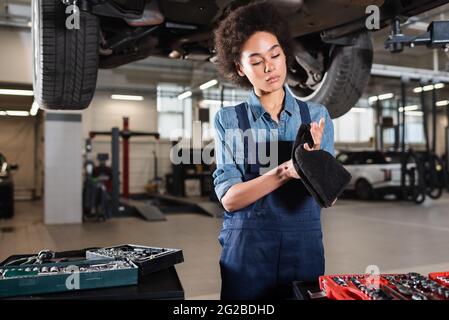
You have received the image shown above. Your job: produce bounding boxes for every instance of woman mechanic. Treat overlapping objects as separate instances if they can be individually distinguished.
[212,1,335,299]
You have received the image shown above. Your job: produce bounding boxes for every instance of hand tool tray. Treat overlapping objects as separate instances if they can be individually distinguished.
[0,259,138,298]
[86,244,184,276]
[318,272,449,300]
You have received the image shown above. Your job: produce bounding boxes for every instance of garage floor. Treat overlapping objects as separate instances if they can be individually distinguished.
[1,195,449,299]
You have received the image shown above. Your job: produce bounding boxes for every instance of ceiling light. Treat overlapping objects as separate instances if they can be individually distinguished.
[6,110,29,117]
[177,91,192,100]
[199,79,218,90]
[110,94,144,101]
[0,89,34,96]
[413,83,445,93]
[351,107,367,113]
[368,96,378,104]
[378,93,394,100]
[436,100,449,107]
[200,99,231,106]
[368,93,394,104]
[0,111,6,116]
[399,105,419,112]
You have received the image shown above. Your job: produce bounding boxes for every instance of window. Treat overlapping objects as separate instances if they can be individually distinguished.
[157,84,192,139]
[333,107,374,143]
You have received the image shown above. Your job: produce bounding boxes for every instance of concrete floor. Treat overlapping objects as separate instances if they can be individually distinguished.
[1,195,449,299]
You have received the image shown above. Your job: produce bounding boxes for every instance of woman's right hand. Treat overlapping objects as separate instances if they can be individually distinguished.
[280,159,300,180]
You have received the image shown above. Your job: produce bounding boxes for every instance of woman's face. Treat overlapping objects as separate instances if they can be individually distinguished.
[236,31,287,93]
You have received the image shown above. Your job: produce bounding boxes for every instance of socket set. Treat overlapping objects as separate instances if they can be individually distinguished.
[0,259,138,298]
[319,272,449,300]
[86,244,184,276]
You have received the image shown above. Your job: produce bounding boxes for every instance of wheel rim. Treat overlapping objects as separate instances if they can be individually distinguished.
[288,72,328,101]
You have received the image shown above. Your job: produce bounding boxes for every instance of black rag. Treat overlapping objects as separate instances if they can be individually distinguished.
[291,123,352,208]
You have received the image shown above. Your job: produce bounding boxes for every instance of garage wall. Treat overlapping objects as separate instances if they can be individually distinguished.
[0,28,32,84]
[82,92,175,194]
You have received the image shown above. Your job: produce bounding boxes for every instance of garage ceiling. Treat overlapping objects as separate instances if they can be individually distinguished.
[1,0,449,112]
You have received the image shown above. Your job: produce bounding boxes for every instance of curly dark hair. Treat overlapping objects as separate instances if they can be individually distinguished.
[213,1,294,89]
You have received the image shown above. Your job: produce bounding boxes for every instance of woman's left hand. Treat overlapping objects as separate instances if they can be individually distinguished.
[304,117,325,151]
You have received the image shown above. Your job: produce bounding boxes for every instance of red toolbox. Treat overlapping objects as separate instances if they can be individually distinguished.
[318,271,449,300]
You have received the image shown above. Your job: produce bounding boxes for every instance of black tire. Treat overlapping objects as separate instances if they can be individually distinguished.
[0,183,14,219]
[288,31,373,119]
[402,150,426,204]
[32,0,99,110]
[424,153,444,199]
[355,179,373,201]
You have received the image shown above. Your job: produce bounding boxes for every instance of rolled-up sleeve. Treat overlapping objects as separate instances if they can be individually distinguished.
[320,106,335,156]
[212,110,243,202]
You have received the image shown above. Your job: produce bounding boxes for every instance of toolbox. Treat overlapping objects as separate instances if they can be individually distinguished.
[317,272,449,300]
[86,244,184,276]
[0,259,138,298]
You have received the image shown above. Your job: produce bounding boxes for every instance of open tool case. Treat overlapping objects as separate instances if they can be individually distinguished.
[0,258,138,298]
[0,244,184,299]
[317,272,449,300]
[86,244,184,276]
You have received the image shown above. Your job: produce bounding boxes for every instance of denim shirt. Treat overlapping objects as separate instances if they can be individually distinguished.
[212,86,335,202]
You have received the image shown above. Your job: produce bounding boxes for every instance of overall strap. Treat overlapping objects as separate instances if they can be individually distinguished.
[235,103,258,174]
[296,99,311,124]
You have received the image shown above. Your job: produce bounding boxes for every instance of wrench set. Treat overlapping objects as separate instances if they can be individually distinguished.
[0,244,184,298]
[86,244,184,276]
[319,272,449,300]
[0,259,138,298]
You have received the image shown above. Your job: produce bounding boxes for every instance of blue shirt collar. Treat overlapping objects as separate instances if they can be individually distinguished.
[247,85,296,121]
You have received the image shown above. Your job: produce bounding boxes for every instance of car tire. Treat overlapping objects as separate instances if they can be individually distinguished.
[288,31,373,119]
[32,0,99,110]
[0,184,14,219]
[355,179,373,201]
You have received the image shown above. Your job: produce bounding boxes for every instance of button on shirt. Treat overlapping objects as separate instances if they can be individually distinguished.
[213,86,335,202]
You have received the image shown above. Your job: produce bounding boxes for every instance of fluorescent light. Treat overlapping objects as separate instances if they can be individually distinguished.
[413,83,445,93]
[199,79,218,90]
[0,89,34,96]
[368,96,378,104]
[6,110,29,116]
[177,91,192,100]
[436,100,449,107]
[351,107,367,113]
[110,94,144,101]
[368,93,394,104]
[200,99,231,106]
[0,111,6,116]
[378,93,394,100]
[399,105,419,112]
[405,111,423,116]
[30,101,40,116]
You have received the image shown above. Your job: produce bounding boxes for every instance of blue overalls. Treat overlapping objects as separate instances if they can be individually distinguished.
[219,99,324,300]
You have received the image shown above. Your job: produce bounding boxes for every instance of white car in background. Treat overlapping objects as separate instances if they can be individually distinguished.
[336,150,413,200]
